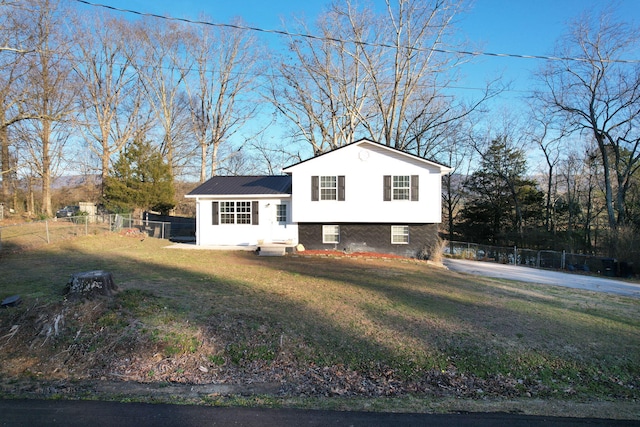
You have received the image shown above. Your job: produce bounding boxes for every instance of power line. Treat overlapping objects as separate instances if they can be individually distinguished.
[72,0,640,65]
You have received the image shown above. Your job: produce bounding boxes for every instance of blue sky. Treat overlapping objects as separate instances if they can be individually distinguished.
[74,0,639,104]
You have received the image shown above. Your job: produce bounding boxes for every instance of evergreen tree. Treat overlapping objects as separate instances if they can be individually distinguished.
[103,137,175,214]
[459,137,544,245]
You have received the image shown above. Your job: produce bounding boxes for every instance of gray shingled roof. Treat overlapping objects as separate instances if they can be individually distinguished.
[187,176,292,196]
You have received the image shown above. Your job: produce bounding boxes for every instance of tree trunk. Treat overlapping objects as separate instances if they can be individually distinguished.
[41,115,52,216]
[101,137,110,197]
[595,134,617,229]
[199,139,207,182]
[545,165,553,232]
[211,143,219,178]
[0,122,11,206]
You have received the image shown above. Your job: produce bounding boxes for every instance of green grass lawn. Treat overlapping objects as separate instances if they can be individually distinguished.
[0,232,638,418]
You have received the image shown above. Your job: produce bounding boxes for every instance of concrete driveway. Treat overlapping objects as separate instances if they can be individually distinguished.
[443,258,640,298]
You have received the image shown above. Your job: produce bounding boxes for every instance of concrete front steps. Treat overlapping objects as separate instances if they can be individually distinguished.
[257,243,295,256]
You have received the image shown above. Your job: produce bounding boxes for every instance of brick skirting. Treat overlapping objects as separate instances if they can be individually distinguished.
[298,223,439,258]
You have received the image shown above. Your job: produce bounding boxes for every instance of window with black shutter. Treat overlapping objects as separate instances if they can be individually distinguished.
[411,175,419,201]
[212,201,257,224]
[338,176,345,201]
[313,175,345,201]
[311,176,319,201]
[383,175,391,201]
[384,175,419,201]
[212,201,219,225]
[252,201,259,225]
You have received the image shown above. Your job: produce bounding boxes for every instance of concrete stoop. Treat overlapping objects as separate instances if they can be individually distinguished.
[258,245,287,256]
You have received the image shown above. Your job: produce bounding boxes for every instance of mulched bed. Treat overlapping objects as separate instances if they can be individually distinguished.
[297,250,411,260]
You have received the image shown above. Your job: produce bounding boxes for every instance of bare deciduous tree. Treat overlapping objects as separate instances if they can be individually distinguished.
[71,11,149,192]
[184,18,261,181]
[0,0,34,208]
[358,0,464,151]
[271,0,494,158]
[527,103,568,233]
[556,146,604,252]
[441,130,474,243]
[130,18,192,179]
[537,9,640,229]
[271,2,376,154]
[17,0,77,216]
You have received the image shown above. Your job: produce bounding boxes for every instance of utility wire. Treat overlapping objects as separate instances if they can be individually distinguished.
[73,0,640,65]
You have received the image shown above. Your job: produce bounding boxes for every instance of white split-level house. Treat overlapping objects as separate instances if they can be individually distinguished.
[185,138,451,257]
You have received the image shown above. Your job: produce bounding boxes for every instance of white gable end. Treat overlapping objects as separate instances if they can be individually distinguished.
[283,140,449,224]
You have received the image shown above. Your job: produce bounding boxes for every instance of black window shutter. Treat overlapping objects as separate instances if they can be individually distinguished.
[338,176,345,201]
[311,176,319,201]
[411,175,419,201]
[212,201,219,225]
[383,175,391,201]
[252,201,259,225]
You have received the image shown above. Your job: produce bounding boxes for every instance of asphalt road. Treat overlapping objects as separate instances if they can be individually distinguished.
[443,258,640,298]
[0,399,636,427]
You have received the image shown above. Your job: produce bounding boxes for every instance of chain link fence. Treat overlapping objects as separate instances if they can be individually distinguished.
[445,241,634,278]
[0,214,171,253]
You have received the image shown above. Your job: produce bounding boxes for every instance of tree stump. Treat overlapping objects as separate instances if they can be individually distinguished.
[65,270,118,298]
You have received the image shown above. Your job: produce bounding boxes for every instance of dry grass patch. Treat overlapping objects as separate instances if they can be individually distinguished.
[0,233,639,418]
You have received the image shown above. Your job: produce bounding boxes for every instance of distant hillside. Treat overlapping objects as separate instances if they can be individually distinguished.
[51,175,101,190]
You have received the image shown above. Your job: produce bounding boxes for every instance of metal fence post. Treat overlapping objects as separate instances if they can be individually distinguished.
[514,246,517,265]
[45,220,50,244]
[561,250,566,270]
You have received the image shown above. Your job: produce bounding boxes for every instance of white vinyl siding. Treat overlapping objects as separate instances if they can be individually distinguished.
[284,141,444,224]
[198,198,297,247]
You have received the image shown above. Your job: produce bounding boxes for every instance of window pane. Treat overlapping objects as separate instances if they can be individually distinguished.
[220,201,235,224]
[391,225,409,244]
[236,201,251,224]
[322,225,340,243]
[393,176,409,187]
[320,176,336,186]
[320,176,337,200]
[219,201,253,224]
[392,176,410,200]
[276,204,287,222]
